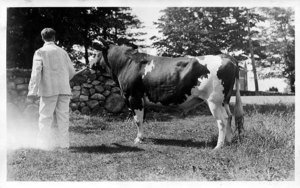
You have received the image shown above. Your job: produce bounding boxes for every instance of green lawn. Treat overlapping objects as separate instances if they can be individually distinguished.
[7,103,295,181]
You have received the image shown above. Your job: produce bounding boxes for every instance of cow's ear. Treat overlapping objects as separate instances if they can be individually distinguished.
[92,40,106,51]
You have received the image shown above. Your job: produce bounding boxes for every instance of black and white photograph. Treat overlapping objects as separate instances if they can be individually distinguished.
[0,0,298,186]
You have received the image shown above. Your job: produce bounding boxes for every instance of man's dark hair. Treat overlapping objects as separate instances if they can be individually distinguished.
[41,28,56,41]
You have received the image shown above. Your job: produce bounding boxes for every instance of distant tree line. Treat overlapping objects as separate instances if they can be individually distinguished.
[7,7,145,68]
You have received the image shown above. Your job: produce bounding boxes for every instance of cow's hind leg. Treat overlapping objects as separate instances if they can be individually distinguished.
[207,101,232,149]
[129,96,145,144]
[224,103,233,143]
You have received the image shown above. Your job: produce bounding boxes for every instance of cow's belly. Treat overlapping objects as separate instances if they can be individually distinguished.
[144,95,204,113]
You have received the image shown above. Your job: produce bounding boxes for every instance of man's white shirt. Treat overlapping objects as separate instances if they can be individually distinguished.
[28,42,76,97]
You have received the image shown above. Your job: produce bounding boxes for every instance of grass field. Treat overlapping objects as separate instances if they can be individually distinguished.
[7,100,295,181]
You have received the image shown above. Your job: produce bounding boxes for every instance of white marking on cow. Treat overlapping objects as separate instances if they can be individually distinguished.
[134,109,143,124]
[188,55,224,102]
[142,60,155,79]
[134,108,144,144]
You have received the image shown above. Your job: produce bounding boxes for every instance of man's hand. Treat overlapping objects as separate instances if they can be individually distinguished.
[27,95,39,103]
[75,67,88,76]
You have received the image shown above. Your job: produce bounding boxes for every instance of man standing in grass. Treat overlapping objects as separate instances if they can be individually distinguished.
[27,28,76,150]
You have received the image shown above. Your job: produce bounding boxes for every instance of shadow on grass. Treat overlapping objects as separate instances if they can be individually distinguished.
[69,143,144,154]
[144,103,211,122]
[70,125,106,135]
[145,112,181,122]
[147,137,217,149]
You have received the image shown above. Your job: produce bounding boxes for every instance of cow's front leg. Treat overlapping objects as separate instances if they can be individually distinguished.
[129,96,145,144]
[134,108,144,144]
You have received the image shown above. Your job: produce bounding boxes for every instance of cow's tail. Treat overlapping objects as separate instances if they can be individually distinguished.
[233,59,244,138]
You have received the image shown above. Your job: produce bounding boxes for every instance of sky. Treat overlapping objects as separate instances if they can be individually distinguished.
[130,7,165,55]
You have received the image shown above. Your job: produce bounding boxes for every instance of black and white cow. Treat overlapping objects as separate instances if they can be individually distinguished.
[91,38,244,149]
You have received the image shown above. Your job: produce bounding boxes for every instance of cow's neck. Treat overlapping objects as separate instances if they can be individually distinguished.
[102,49,120,87]
[102,50,111,69]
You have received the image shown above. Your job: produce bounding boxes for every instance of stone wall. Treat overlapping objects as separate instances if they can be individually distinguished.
[7,68,126,116]
[69,69,126,114]
[7,68,38,116]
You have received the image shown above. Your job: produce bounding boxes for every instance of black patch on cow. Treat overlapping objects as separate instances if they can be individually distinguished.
[217,54,237,105]
[142,58,210,105]
[196,64,209,86]
[128,96,144,111]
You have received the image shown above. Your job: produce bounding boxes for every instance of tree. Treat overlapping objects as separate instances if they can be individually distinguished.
[246,8,259,94]
[229,7,265,94]
[152,7,264,58]
[257,8,295,92]
[152,7,232,57]
[7,8,45,68]
[7,7,144,68]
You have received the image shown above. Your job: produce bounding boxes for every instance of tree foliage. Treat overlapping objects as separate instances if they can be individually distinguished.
[152,7,265,60]
[256,8,295,92]
[7,7,144,68]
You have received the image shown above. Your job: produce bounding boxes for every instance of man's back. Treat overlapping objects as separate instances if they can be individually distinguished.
[35,42,75,96]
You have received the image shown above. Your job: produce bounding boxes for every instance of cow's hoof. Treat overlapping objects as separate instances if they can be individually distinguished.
[213,143,224,150]
[226,133,233,143]
[134,137,144,144]
[213,146,221,150]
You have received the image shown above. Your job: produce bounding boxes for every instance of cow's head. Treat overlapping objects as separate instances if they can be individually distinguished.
[90,38,112,72]
[90,38,142,81]
[92,38,110,51]
[89,51,102,70]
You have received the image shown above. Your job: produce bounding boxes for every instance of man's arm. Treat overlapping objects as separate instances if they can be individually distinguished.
[65,52,76,80]
[28,50,43,97]
[74,67,88,76]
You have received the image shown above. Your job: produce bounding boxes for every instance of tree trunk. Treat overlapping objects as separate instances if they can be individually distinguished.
[83,10,90,65]
[84,41,89,65]
[102,27,108,40]
[246,9,259,95]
